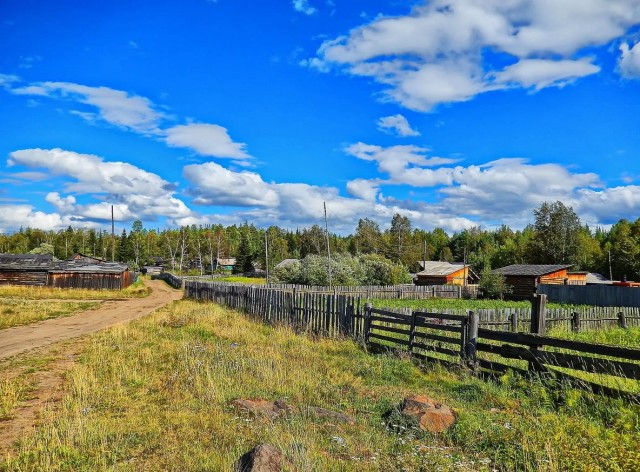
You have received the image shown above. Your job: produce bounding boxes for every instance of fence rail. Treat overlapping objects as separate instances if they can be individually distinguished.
[362,298,640,400]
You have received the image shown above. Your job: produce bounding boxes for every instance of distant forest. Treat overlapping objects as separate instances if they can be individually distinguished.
[1,201,639,281]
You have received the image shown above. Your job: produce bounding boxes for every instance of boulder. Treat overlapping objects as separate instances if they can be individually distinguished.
[400,395,456,433]
[236,443,283,472]
[231,399,292,419]
[305,406,356,425]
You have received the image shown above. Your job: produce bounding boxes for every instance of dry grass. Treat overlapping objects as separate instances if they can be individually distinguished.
[1,300,639,471]
[0,281,150,301]
[0,299,99,329]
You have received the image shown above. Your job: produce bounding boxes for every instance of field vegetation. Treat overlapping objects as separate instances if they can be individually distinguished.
[0,278,150,301]
[0,299,99,330]
[1,299,639,471]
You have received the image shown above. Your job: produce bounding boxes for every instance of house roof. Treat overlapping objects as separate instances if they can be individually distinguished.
[216,258,236,266]
[0,254,53,270]
[274,258,299,269]
[492,264,572,277]
[49,260,130,274]
[416,261,467,277]
[585,272,614,284]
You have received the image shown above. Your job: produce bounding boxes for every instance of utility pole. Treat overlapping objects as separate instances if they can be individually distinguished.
[609,249,613,281]
[324,201,332,289]
[264,231,269,285]
[111,205,115,262]
[422,239,427,271]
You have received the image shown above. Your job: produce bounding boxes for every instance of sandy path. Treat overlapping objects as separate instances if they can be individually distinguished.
[0,279,183,454]
[0,279,183,361]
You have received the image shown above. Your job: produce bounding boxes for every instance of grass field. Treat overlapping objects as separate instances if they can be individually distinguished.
[215,276,266,284]
[0,279,150,301]
[369,298,579,311]
[0,299,99,330]
[1,299,639,471]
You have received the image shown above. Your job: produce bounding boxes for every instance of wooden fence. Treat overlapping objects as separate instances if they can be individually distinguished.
[185,281,364,339]
[266,283,479,299]
[538,283,640,307]
[153,272,184,289]
[364,296,640,400]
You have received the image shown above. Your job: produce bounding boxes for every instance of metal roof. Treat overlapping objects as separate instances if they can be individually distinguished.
[274,258,300,269]
[48,260,130,274]
[0,254,53,270]
[416,261,466,277]
[492,264,572,276]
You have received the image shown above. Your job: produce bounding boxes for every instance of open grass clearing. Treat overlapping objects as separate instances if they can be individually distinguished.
[0,280,150,301]
[1,300,639,471]
[0,299,100,330]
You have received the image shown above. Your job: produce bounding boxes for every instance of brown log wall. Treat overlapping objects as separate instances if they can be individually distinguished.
[0,270,48,286]
[47,271,133,290]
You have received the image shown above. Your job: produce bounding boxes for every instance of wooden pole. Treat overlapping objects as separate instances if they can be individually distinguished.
[323,201,332,289]
[264,232,269,285]
[111,205,115,262]
[465,311,479,367]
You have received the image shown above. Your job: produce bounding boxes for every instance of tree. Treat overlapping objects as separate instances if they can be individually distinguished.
[479,267,511,300]
[388,213,412,263]
[28,242,55,255]
[530,201,581,264]
[234,226,254,274]
[353,218,383,254]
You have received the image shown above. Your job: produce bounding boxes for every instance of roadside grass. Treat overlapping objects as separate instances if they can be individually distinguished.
[0,299,99,330]
[215,276,266,284]
[0,280,150,301]
[2,300,640,471]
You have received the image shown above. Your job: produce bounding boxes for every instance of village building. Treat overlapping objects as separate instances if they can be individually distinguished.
[47,260,134,290]
[0,254,53,286]
[414,261,477,286]
[492,264,573,300]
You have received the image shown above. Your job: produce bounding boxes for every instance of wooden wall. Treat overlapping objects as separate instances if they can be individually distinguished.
[47,271,133,290]
[0,270,48,286]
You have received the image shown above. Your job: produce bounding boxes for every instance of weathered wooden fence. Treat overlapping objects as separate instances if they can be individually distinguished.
[538,283,640,307]
[363,296,640,400]
[185,281,364,338]
[153,272,184,289]
[267,283,479,299]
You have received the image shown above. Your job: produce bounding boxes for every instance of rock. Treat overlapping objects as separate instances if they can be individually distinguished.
[236,443,283,472]
[231,399,292,419]
[305,406,356,425]
[400,395,456,433]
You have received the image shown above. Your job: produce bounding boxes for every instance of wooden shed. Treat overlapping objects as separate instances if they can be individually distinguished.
[47,261,134,290]
[0,254,53,286]
[414,261,476,286]
[492,264,572,300]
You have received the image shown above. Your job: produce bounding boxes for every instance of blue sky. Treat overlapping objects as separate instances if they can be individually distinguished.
[1,0,640,235]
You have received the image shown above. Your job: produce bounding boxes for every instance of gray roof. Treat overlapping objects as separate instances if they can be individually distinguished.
[274,258,299,269]
[492,264,572,277]
[0,254,53,270]
[49,260,130,274]
[585,272,614,284]
[416,261,466,277]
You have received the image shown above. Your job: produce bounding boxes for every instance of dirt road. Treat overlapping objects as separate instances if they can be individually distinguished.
[0,279,183,360]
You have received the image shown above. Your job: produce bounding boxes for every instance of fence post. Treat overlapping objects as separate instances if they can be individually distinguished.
[408,310,417,354]
[465,311,479,368]
[571,312,580,332]
[529,294,547,373]
[510,311,518,332]
[364,302,372,345]
[530,294,547,336]
[618,311,628,329]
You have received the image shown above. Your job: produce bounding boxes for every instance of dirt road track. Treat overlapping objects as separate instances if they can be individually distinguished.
[0,279,183,361]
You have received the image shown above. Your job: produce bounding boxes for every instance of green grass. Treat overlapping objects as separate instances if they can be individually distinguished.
[215,276,266,284]
[2,300,640,471]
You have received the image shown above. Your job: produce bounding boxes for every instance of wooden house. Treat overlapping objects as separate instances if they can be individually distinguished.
[214,258,236,271]
[0,254,53,286]
[47,260,134,290]
[492,264,572,300]
[414,261,476,286]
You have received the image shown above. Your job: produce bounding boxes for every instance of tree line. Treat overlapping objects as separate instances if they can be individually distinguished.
[1,201,638,281]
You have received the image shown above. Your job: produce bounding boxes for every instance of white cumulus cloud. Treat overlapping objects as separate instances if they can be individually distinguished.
[313,0,640,110]
[292,0,316,15]
[377,114,420,137]
[165,123,251,159]
[619,41,640,78]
